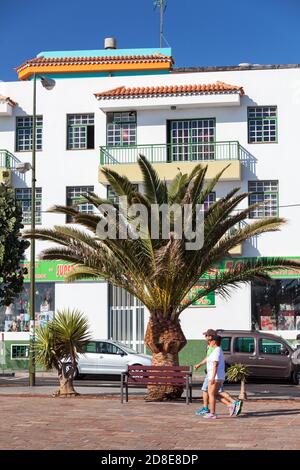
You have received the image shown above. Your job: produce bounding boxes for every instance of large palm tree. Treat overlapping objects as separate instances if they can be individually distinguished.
[25,157,300,400]
[35,309,91,396]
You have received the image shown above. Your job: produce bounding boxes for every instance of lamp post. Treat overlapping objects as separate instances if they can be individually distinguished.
[17,74,55,386]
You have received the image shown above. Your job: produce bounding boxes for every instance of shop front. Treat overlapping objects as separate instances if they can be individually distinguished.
[252,278,300,333]
[0,260,107,369]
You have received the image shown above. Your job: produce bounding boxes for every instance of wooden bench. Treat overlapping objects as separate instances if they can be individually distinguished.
[121,365,193,404]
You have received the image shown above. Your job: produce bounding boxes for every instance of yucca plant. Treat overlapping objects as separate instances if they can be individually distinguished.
[227,363,249,400]
[24,156,300,401]
[35,309,91,396]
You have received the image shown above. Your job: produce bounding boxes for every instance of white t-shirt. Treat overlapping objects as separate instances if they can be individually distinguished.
[206,346,225,381]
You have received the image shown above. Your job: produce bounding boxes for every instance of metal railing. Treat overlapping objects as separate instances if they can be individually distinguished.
[0,149,20,170]
[226,220,249,237]
[100,141,241,165]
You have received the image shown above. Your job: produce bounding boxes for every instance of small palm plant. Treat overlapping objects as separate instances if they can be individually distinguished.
[35,309,91,396]
[227,363,249,400]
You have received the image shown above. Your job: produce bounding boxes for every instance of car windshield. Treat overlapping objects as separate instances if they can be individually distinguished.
[113,342,139,354]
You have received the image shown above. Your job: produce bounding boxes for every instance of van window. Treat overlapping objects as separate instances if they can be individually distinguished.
[221,337,231,352]
[259,339,287,355]
[234,337,255,354]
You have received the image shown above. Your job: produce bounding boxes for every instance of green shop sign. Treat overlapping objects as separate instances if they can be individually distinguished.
[181,284,215,308]
[21,256,300,284]
[22,260,79,283]
[203,257,300,280]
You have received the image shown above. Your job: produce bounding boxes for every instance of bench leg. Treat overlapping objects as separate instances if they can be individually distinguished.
[121,374,124,404]
[186,377,189,405]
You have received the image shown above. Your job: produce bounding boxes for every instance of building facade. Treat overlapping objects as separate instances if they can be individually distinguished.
[1,40,300,368]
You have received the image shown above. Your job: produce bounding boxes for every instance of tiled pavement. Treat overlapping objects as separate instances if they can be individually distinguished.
[0,396,300,450]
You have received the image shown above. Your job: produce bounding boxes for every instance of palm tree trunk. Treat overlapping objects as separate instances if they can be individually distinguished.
[54,363,79,397]
[144,315,187,401]
[239,378,247,400]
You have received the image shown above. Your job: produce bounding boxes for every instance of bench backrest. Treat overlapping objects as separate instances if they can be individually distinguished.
[126,365,192,385]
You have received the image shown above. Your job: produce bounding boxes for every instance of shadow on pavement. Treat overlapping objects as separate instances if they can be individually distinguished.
[241,408,300,418]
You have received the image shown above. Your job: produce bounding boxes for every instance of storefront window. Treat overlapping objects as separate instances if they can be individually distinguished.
[252,279,300,331]
[0,282,55,332]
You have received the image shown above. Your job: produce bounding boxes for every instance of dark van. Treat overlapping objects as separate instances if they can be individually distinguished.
[217,330,300,383]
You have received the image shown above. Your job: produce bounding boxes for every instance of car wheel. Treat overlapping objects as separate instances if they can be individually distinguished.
[290,370,299,385]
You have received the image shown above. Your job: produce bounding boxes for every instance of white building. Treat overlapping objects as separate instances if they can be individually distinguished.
[1,39,300,368]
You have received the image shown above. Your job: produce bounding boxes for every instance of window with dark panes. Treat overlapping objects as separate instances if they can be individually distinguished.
[204,192,216,211]
[248,106,277,143]
[66,185,94,223]
[169,119,216,161]
[11,344,29,359]
[221,337,231,352]
[15,187,42,224]
[67,114,94,149]
[259,339,286,355]
[234,337,255,354]
[16,116,43,152]
[107,184,139,204]
[248,180,278,218]
[107,112,136,146]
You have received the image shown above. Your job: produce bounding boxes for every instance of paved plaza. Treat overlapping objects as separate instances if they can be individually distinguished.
[0,395,300,450]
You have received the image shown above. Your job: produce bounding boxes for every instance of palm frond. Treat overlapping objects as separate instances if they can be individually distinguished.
[138,154,168,205]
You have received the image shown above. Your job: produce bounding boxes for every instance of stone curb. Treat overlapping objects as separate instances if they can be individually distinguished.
[0,393,299,401]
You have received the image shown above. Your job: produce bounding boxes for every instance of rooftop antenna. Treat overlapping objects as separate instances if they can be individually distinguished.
[154,0,167,48]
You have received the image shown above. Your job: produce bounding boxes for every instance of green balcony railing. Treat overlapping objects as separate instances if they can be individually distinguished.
[100,141,241,165]
[0,149,20,170]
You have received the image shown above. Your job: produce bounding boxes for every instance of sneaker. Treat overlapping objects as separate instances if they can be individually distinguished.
[202,412,217,419]
[234,400,243,416]
[195,406,209,416]
[228,403,236,416]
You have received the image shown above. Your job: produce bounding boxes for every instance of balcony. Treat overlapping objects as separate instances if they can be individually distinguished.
[99,141,242,184]
[0,150,22,184]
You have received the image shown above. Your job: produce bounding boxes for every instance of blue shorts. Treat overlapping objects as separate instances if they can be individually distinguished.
[201,376,224,393]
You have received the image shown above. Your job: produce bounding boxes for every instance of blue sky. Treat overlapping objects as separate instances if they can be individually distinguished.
[1,0,300,81]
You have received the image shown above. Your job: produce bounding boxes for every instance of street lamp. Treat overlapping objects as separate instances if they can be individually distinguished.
[17,74,56,386]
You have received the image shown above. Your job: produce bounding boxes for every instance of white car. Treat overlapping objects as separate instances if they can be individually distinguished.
[74,339,152,378]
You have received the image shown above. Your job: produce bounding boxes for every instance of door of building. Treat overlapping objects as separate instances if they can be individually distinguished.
[108,284,145,353]
[168,118,216,162]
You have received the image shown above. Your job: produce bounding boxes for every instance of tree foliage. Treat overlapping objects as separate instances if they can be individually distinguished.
[0,183,29,306]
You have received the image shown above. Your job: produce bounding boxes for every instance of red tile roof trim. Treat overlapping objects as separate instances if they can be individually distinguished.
[16,54,174,72]
[94,81,244,99]
[0,95,18,107]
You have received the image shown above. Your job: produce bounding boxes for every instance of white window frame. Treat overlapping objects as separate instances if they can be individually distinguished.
[248,106,277,143]
[15,187,42,225]
[248,180,279,218]
[11,344,29,360]
[16,116,43,152]
[66,185,94,222]
[67,114,94,150]
[170,118,216,161]
[107,112,137,147]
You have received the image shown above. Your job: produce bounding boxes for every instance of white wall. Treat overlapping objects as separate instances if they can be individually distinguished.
[55,281,108,338]
[180,284,252,339]
[2,66,300,340]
